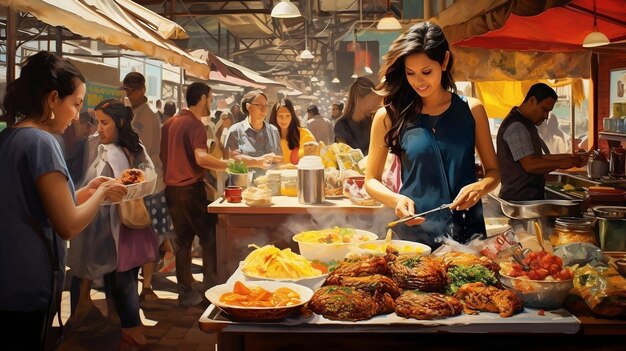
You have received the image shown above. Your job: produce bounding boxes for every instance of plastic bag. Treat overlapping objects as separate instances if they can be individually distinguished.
[572,263,626,317]
[382,154,402,193]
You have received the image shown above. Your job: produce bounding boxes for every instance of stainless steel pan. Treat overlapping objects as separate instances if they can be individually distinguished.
[488,193,582,219]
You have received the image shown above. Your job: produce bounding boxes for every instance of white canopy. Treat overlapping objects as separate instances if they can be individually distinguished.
[2,0,209,79]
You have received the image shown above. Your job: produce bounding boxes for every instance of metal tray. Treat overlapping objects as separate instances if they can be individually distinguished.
[488,193,582,219]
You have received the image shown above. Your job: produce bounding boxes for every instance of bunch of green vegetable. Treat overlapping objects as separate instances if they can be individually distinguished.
[228,159,249,174]
[446,264,498,295]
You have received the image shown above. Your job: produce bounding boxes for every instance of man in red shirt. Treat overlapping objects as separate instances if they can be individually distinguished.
[161,82,229,306]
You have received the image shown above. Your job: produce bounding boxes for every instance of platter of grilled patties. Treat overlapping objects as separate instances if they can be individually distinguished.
[203,227,587,328]
[305,248,524,322]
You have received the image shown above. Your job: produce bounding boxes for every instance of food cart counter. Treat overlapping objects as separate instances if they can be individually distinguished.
[199,269,626,351]
[208,196,395,283]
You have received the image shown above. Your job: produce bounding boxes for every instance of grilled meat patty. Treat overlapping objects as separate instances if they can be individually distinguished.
[395,291,463,320]
[308,286,379,321]
[334,274,402,299]
[440,252,500,273]
[455,282,523,318]
[388,254,447,292]
[325,255,390,286]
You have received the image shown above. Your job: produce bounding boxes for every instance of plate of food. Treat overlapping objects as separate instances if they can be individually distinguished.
[206,280,313,321]
[103,168,157,204]
[240,244,328,290]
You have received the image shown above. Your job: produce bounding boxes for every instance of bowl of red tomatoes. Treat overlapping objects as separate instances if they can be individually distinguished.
[499,251,574,310]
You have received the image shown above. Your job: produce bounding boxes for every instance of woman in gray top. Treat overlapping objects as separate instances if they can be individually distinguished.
[224,90,282,172]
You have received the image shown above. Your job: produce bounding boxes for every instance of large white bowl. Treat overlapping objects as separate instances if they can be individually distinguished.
[348,239,431,258]
[206,280,313,321]
[241,269,328,291]
[292,228,379,263]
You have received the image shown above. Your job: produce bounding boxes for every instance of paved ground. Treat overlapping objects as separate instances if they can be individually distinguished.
[53,258,217,350]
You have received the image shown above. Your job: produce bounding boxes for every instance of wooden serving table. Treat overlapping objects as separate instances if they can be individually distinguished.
[208,196,395,283]
[199,269,626,351]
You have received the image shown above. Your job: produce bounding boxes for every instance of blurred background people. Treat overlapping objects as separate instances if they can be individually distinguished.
[538,113,570,154]
[305,104,333,145]
[230,103,245,123]
[334,77,382,155]
[162,101,176,124]
[121,72,171,305]
[330,102,343,121]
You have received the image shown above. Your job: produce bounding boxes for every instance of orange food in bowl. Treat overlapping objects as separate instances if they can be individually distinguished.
[219,281,301,308]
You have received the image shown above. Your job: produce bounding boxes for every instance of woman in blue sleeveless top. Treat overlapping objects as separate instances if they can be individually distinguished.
[365,22,500,249]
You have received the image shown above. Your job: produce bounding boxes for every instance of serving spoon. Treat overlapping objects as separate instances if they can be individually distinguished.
[387,203,451,228]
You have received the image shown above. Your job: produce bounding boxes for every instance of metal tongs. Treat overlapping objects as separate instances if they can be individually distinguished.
[387,203,451,228]
[511,246,532,271]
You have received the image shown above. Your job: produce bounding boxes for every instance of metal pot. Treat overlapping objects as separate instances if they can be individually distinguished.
[587,150,609,179]
[591,206,626,251]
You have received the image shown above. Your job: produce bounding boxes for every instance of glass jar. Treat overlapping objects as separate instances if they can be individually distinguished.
[267,173,281,196]
[550,217,596,247]
[280,174,297,197]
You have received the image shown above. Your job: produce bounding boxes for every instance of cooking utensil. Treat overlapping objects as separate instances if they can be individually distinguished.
[488,193,581,219]
[511,248,530,271]
[387,203,450,228]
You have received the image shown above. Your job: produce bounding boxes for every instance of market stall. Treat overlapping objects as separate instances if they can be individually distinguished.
[208,195,395,283]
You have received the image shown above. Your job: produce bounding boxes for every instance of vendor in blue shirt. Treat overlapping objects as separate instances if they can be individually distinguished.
[224,90,282,175]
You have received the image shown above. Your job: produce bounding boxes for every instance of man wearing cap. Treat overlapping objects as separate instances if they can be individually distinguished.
[121,72,167,301]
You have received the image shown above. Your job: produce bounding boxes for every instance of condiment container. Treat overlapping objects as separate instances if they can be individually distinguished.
[280,170,298,197]
[224,186,242,203]
[297,156,325,204]
[266,170,282,196]
[549,217,596,247]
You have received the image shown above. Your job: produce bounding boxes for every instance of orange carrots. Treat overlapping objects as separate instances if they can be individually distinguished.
[220,281,301,307]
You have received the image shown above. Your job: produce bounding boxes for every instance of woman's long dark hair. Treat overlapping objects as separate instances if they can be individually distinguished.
[2,51,85,126]
[376,22,456,155]
[94,99,142,155]
[269,98,300,150]
[338,77,376,123]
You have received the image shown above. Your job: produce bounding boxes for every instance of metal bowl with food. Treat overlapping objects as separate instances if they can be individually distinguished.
[206,280,313,321]
[499,274,574,310]
[292,227,378,263]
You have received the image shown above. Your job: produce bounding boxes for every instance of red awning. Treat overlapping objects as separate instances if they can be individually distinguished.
[453,0,626,52]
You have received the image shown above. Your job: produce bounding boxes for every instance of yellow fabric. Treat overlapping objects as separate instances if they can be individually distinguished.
[476,79,586,119]
[280,128,316,165]
[475,81,526,118]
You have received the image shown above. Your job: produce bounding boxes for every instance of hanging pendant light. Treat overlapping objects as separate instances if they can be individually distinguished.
[300,21,314,59]
[377,1,401,31]
[582,0,609,48]
[271,0,301,18]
